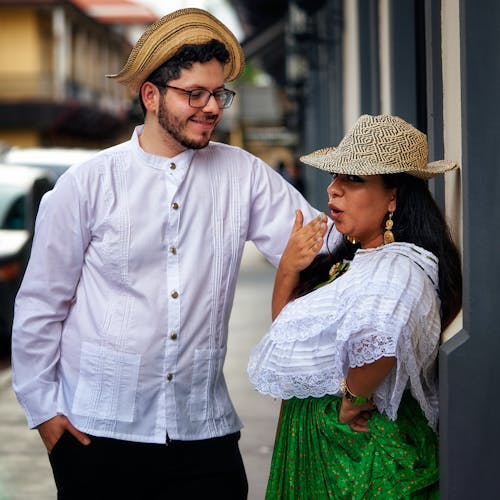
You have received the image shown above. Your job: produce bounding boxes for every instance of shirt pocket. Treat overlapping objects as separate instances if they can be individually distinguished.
[189,348,234,422]
[72,342,140,422]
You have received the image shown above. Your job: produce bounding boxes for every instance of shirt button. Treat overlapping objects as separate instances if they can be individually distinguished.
[171,202,179,210]
[170,332,178,340]
[166,373,173,381]
[170,162,176,170]
[171,291,179,299]
[169,247,177,255]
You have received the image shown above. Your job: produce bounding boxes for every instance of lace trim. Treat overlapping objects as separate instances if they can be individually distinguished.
[249,242,441,429]
[349,333,397,366]
[247,367,344,400]
[249,310,440,427]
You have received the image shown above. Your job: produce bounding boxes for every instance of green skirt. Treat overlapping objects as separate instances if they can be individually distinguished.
[265,393,439,499]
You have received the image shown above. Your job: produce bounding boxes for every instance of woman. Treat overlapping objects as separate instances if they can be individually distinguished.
[248,115,462,499]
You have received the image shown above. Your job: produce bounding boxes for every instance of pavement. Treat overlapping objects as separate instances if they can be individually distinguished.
[0,243,280,500]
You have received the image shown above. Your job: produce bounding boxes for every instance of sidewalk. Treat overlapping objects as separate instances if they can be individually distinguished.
[226,244,281,499]
[0,243,280,499]
[0,367,55,500]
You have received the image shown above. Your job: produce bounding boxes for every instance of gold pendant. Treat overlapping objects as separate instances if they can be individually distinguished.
[329,262,341,277]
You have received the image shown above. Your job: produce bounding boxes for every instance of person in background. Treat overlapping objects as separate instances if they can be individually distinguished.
[11,8,330,500]
[277,157,306,195]
[249,114,462,499]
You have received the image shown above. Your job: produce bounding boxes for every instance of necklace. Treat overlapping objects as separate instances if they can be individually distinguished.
[328,261,350,280]
[314,260,350,291]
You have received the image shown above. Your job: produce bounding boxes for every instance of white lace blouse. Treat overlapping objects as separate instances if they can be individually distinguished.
[248,242,441,430]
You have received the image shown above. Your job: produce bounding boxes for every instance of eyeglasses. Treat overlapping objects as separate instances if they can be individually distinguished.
[158,84,236,109]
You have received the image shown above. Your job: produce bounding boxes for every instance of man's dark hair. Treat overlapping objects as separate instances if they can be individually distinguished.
[293,173,462,331]
[138,39,230,114]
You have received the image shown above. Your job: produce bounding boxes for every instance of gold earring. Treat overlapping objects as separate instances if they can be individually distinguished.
[383,211,395,244]
[346,235,357,245]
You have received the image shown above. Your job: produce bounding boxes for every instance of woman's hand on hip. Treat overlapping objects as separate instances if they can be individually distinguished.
[339,398,377,433]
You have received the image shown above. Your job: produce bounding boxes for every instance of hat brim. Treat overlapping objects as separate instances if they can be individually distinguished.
[300,147,457,180]
[107,8,245,94]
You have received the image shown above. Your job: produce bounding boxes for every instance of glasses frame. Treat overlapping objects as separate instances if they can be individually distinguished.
[157,84,236,109]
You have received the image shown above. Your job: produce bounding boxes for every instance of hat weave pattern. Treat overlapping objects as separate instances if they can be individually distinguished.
[107,8,245,94]
[300,115,457,179]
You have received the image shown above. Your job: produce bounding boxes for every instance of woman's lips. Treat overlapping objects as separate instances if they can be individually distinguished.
[329,205,343,220]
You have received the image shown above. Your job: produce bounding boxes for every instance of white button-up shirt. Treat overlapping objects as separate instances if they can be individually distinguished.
[12,126,327,443]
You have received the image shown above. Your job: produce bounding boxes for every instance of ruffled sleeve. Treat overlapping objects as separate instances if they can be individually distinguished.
[248,243,441,430]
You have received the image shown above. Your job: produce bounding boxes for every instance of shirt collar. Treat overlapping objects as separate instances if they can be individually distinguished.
[131,125,195,173]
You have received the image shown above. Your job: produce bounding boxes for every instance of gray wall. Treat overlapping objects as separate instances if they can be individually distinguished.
[439,0,500,497]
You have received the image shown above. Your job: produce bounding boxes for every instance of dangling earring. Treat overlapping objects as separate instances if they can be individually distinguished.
[383,211,395,244]
[346,235,357,245]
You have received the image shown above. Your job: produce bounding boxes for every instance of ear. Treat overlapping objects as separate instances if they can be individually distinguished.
[388,188,397,213]
[140,81,160,114]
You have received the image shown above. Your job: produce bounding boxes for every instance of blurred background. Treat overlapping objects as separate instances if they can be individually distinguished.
[0,1,499,498]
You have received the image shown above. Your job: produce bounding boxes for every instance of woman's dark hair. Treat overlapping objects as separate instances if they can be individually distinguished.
[293,173,462,330]
[138,39,230,114]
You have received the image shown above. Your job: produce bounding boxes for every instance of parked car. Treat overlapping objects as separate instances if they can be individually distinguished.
[1,147,99,181]
[0,165,54,358]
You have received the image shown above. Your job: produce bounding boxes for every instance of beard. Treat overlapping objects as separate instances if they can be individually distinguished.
[158,100,216,150]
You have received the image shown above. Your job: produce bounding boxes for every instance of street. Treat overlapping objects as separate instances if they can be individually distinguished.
[0,243,280,499]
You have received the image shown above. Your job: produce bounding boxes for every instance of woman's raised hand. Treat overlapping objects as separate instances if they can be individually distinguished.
[271,210,328,319]
[280,210,328,275]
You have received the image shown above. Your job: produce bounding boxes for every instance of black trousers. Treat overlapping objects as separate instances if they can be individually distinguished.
[48,431,248,500]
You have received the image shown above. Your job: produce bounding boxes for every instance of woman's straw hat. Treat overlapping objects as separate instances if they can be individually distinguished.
[107,8,245,94]
[300,115,457,179]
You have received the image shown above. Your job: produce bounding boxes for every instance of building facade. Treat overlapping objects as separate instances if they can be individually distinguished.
[0,0,151,148]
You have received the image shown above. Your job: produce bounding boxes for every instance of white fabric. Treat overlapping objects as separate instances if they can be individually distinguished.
[248,242,441,430]
[11,126,332,443]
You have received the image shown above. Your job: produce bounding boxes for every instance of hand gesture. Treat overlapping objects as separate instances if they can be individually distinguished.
[279,210,328,275]
[272,210,328,319]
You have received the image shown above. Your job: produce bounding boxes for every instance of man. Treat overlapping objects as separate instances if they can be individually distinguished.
[12,8,328,500]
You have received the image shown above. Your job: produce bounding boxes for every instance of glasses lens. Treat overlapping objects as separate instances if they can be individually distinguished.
[214,90,234,109]
[189,89,210,108]
[187,89,235,109]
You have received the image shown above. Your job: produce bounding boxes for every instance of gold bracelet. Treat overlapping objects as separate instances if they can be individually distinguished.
[340,378,372,406]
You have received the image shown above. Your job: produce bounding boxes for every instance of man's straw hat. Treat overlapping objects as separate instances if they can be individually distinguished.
[107,8,245,94]
[300,114,457,179]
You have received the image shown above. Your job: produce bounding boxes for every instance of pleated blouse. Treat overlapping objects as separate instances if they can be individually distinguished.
[248,242,441,430]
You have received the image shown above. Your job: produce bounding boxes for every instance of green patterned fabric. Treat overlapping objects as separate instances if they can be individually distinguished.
[266,392,439,499]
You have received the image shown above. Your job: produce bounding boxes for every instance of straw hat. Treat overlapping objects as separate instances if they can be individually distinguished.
[107,8,245,94]
[300,115,457,179]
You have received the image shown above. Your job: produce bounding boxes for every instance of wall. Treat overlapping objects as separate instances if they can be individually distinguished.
[0,10,43,99]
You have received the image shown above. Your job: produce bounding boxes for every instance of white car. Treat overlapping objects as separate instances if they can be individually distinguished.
[0,165,54,356]
[1,147,99,181]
